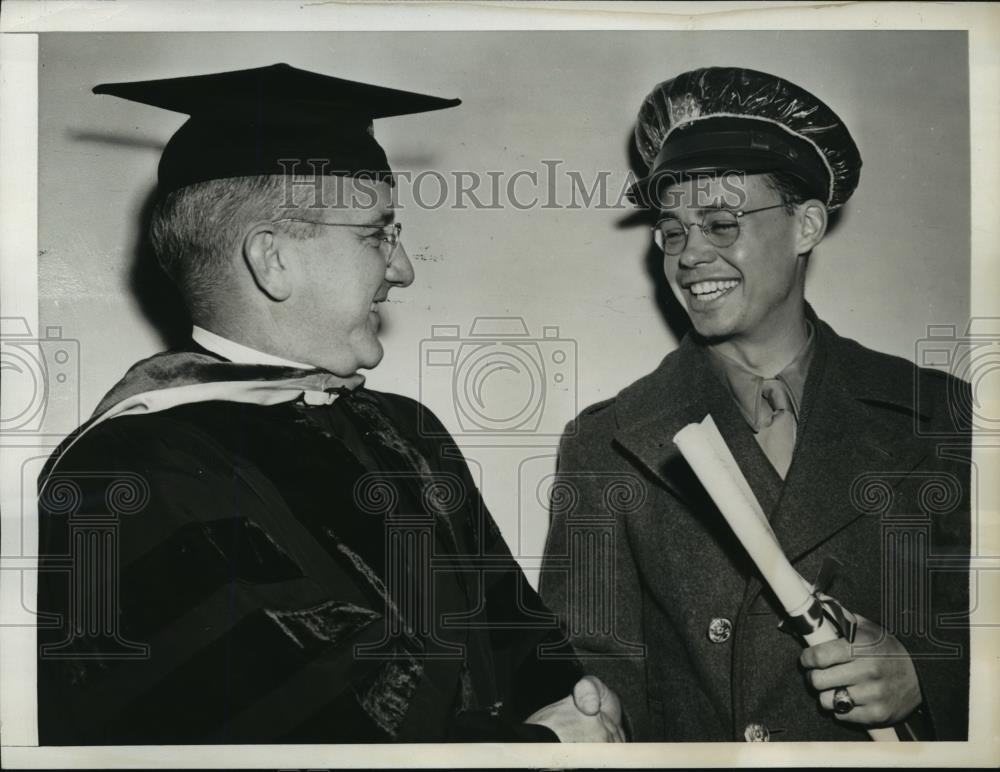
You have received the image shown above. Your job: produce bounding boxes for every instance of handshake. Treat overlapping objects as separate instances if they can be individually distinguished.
[524,676,626,742]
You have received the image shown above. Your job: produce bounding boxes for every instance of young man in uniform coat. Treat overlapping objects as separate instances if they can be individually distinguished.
[541,67,971,742]
[36,63,624,745]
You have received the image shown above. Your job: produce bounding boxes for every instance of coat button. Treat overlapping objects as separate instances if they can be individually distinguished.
[744,722,770,742]
[707,617,733,643]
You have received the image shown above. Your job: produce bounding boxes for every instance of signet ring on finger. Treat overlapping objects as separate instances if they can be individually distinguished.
[833,687,855,714]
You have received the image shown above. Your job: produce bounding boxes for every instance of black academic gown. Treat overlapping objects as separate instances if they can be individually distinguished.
[37,351,581,744]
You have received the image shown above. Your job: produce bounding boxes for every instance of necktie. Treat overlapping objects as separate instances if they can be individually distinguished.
[757,378,796,479]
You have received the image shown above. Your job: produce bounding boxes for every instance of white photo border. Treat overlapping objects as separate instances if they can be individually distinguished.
[2,1,998,768]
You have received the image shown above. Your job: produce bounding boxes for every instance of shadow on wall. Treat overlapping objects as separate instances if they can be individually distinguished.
[617,129,692,344]
[130,186,192,350]
[70,129,192,349]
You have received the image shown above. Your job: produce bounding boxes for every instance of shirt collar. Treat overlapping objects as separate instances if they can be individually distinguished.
[191,325,315,370]
[706,320,816,431]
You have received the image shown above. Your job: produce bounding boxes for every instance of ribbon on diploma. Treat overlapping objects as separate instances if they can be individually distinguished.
[778,558,858,643]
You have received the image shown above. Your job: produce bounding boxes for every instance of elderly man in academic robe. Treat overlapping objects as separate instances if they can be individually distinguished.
[36,63,624,745]
[541,67,971,742]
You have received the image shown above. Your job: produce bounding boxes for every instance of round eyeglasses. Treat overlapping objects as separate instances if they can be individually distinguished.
[273,218,403,264]
[652,204,786,256]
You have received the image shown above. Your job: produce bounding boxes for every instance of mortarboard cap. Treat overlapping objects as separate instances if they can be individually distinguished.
[631,67,862,211]
[94,63,461,194]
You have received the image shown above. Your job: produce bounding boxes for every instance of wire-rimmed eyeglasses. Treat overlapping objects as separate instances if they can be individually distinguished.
[652,204,786,256]
[273,218,403,264]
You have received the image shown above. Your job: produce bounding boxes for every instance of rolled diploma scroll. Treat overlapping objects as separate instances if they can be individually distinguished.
[673,414,897,742]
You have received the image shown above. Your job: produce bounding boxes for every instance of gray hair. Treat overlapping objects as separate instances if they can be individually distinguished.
[148,175,323,319]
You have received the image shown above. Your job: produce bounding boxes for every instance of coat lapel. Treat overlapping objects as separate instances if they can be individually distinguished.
[613,335,785,524]
[612,337,721,504]
[614,321,934,611]
[768,320,932,566]
[611,336,788,606]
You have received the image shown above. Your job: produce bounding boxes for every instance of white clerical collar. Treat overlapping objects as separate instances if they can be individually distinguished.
[191,326,314,369]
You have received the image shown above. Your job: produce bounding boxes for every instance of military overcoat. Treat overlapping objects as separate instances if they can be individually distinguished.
[541,314,970,741]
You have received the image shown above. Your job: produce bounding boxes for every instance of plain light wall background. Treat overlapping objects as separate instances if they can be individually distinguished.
[37,31,969,582]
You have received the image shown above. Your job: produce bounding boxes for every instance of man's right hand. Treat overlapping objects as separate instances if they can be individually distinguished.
[524,676,626,742]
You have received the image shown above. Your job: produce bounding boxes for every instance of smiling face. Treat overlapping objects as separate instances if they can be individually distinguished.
[276,177,414,374]
[658,174,818,348]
